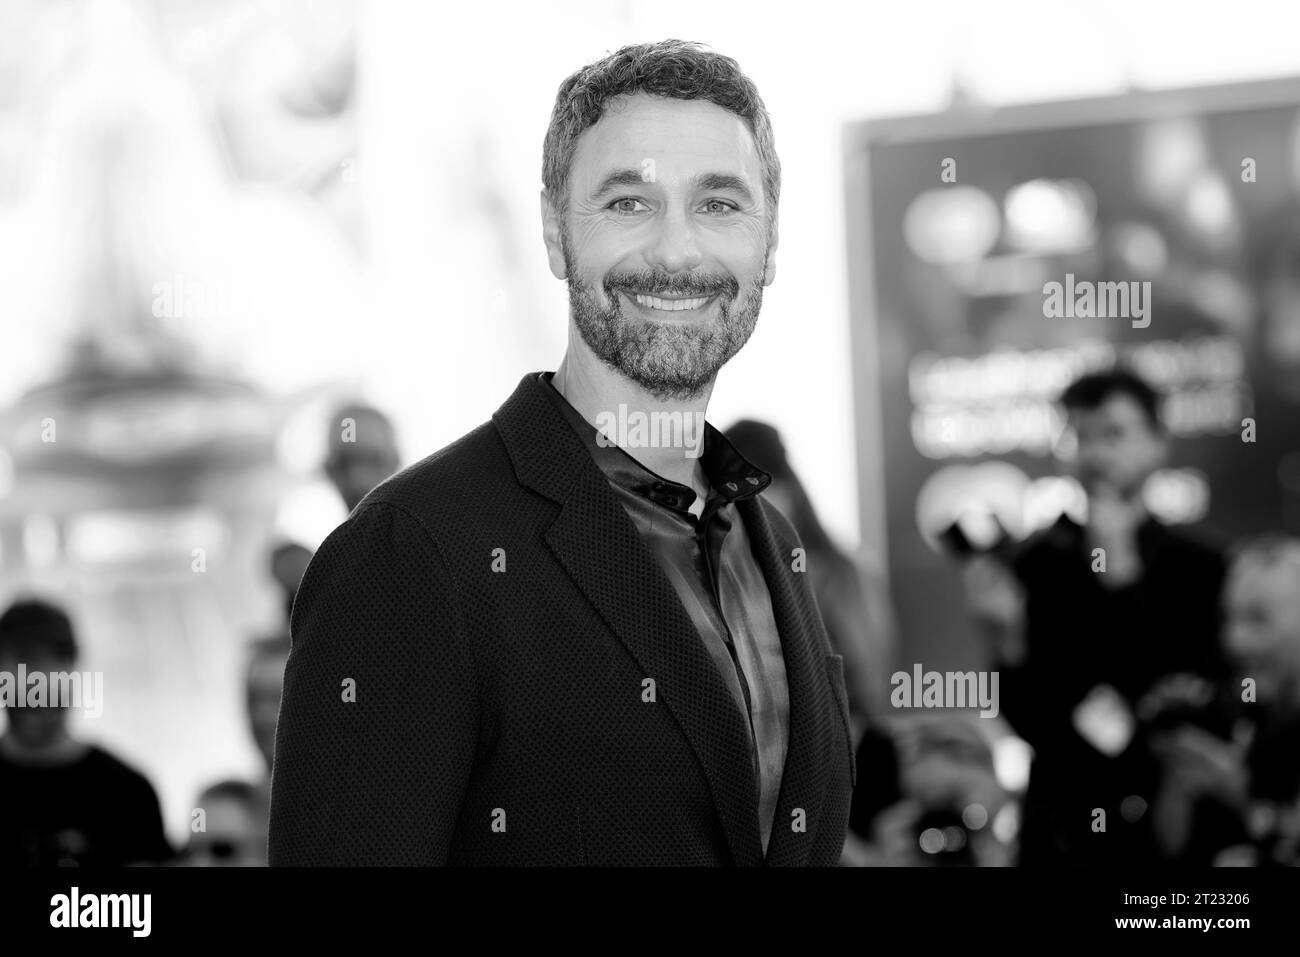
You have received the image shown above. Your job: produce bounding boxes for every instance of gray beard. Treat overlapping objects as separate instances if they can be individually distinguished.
[564,254,765,402]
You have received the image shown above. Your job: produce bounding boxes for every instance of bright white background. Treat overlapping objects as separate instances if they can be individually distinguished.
[355,0,1300,559]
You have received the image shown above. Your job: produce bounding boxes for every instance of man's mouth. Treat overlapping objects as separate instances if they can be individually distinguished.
[626,291,715,312]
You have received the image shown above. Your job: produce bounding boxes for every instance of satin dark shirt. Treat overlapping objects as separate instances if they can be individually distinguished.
[541,374,791,853]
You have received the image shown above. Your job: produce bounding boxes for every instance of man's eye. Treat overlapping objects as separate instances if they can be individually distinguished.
[609,198,648,214]
[701,199,736,215]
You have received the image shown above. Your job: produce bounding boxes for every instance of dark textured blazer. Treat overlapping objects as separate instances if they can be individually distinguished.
[269,372,856,866]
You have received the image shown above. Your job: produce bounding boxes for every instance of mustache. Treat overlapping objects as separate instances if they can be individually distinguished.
[604,270,739,300]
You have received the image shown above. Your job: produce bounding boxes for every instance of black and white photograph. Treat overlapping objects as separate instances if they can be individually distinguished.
[0,0,1296,940]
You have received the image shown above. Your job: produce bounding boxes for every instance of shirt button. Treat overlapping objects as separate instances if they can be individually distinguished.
[725,481,739,492]
[746,475,761,486]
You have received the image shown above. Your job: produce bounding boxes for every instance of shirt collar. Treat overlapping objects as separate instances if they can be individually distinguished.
[538,372,771,513]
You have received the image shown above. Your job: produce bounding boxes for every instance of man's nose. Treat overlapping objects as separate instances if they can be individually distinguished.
[646,207,703,273]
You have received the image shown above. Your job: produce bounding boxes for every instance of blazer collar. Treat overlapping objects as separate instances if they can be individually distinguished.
[737,495,835,866]
[491,372,590,507]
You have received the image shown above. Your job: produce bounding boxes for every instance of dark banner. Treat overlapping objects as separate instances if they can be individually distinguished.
[848,77,1300,671]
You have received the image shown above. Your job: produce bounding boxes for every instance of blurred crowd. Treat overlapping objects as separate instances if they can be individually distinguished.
[2,364,1297,867]
[0,401,397,867]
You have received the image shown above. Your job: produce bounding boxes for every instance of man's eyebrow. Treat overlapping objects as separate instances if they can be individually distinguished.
[693,172,756,203]
[591,168,653,198]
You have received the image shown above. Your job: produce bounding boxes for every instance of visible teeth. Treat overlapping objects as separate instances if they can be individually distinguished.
[633,293,710,311]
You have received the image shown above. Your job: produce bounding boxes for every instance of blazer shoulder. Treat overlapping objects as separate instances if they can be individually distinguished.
[357,419,525,526]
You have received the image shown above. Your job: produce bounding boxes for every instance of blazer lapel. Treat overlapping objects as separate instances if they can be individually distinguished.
[738,496,835,866]
[493,374,765,867]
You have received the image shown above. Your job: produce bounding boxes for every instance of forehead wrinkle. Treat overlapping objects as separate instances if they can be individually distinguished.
[586,166,757,205]
[567,94,764,199]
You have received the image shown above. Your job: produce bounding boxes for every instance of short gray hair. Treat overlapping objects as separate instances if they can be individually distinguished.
[542,39,780,232]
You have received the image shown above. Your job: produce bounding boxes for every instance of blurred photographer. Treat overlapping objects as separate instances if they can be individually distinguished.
[1152,536,1300,866]
[961,368,1230,865]
[854,718,1012,867]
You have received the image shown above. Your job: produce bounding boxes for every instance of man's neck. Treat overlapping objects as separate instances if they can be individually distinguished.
[553,341,713,501]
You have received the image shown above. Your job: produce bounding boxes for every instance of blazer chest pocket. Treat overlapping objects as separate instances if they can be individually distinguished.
[825,653,857,788]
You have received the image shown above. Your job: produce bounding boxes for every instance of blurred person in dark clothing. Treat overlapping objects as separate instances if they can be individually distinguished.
[724,419,903,865]
[254,544,308,780]
[235,624,292,862]
[268,540,314,625]
[182,780,268,867]
[0,599,172,867]
[853,717,1012,867]
[724,419,896,739]
[324,402,401,513]
[1152,536,1300,866]
[961,368,1229,865]
[245,634,290,790]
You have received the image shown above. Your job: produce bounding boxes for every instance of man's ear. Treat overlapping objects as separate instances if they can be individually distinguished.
[540,189,567,281]
[763,214,779,287]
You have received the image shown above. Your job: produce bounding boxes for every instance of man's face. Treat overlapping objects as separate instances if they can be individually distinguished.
[185,795,265,867]
[1067,394,1166,497]
[0,649,72,748]
[1224,555,1300,703]
[545,93,776,400]
[270,547,312,598]
[325,412,399,512]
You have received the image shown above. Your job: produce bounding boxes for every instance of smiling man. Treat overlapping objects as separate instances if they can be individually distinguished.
[269,39,855,867]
